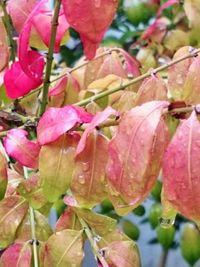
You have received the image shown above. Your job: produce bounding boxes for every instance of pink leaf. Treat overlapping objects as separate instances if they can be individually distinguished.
[0,243,32,267]
[62,0,118,59]
[48,76,68,96]
[18,0,47,78]
[106,101,169,215]
[4,128,40,169]
[157,0,179,17]
[0,19,9,72]
[4,52,44,99]
[163,111,200,222]
[32,10,69,53]
[37,105,93,145]
[76,107,118,155]
[7,0,36,33]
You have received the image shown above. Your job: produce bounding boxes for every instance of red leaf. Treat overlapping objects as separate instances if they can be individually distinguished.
[48,76,68,96]
[107,101,169,215]
[163,111,200,222]
[4,53,44,99]
[0,243,32,267]
[37,105,93,145]
[76,106,118,155]
[4,129,40,169]
[62,0,118,59]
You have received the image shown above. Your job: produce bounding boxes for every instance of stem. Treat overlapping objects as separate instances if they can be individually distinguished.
[75,48,200,107]
[158,249,169,267]
[39,0,62,116]
[0,0,16,62]
[23,167,39,267]
[78,217,109,267]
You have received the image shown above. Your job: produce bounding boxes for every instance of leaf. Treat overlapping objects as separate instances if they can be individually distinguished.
[0,19,9,72]
[7,0,36,33]
[41,230,84,267]
[3,128,41,169]
[32,10,69,53]
[106,101,169,215]
[163,111,200,222]
[0,196,28,248]
[184,0,200,29]
[62,0,118,59]
[0,242,32,267]
[0,152,7,200]
[134,75,167,106]
[76,106,118,155]
[39,134,79,202]
[55,208,82,232]
[164,30,189,53]
[182,57,200,105]
[17,175,48,209]
[168,46,194,100]
[72,208,116,236]
[98,229,141,267]
[37,105,92,145]
[16,210,52,242]
[71,132,108,208]
[4,58,44,99]
[104,240,141,267]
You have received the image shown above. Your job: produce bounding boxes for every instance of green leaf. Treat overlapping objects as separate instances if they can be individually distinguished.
[39,134,78,202]
[0,196,28,248]
[41,230,84,267]
[55,208,82,232]
[74,208,116,236]
[17,175,48,209]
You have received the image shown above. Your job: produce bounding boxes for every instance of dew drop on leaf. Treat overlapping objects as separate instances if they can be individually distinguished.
[159,217,175,229]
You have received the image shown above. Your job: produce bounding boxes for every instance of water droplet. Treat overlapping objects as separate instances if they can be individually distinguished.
[78,175,85,184]
[82,162,90,172]
[159,217,175,228]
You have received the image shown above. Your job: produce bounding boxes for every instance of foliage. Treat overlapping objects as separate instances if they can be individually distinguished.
[1,0,200,266]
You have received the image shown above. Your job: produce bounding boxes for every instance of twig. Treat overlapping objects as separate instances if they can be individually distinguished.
[158,249,169,267]
[74,48,200,106]
[78,217,109,267]
[0,0,16,62]
[39,0,62,116]
[23,167,39,267]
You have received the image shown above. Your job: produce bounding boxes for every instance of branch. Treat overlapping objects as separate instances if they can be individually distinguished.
[23,167,39,267]
[74,48,200,107]
[39,0,62,116]
[78,217,109,267]
[0,0,16,62]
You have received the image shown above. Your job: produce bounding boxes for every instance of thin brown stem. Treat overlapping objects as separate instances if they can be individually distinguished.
[158,249,169,267]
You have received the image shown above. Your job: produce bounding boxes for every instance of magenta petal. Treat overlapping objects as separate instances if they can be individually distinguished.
[37,105,93,145]
[4,129,40,169]
[76,107,118,156]
[4,61,43,99]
